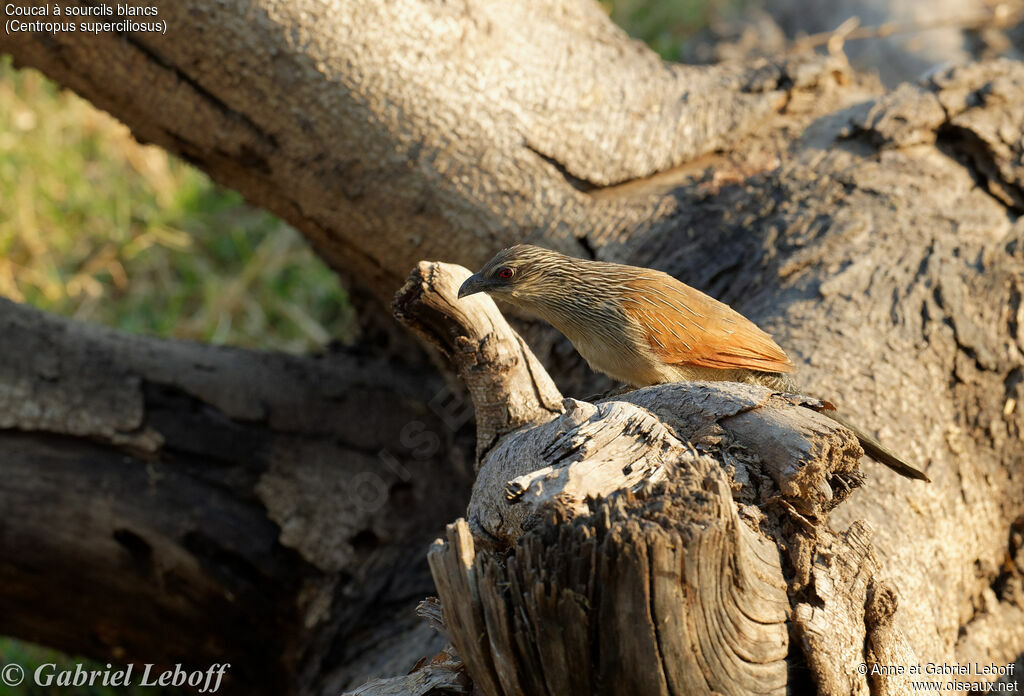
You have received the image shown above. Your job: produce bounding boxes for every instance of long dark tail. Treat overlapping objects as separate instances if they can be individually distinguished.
[823,410,931,482]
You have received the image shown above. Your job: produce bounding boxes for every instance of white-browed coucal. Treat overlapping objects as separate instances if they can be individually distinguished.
[458,244,929,482]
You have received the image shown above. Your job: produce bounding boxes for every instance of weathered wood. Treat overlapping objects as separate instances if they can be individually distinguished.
[865,580,920,696]
[621,384,866,516]
[479,397,675,544]
[956,516,1024,679]
[430,454,791,696]
[341,647,470,696]
[393,261,564,461]
[469,381,866,548]
[426,523,503,696]
[793,521,880,696]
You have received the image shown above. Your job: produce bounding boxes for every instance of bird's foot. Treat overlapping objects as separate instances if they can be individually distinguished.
[584,383,638,402]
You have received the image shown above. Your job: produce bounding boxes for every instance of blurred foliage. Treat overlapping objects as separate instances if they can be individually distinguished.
[601,0,752,58]
[0,56,355,353]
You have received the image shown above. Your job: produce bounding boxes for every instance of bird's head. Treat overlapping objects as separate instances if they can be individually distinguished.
[458,244,576,303]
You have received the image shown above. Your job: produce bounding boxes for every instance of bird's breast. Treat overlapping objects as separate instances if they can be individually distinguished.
[559,320,673,387]
[521,294,682,386]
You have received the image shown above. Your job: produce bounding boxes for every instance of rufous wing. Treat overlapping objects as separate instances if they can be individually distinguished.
[621,272,794,374]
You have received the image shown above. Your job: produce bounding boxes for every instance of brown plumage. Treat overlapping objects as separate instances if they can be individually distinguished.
[459,244,929,482]
[620,273,793,375]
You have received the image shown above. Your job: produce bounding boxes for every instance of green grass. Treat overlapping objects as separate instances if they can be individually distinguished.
[0,55,355,353]
[601,0,751,59]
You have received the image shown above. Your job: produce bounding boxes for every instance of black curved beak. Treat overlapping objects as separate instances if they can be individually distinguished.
[458,273,489,299]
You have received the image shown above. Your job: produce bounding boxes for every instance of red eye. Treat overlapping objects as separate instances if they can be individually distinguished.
[498,267,514,280]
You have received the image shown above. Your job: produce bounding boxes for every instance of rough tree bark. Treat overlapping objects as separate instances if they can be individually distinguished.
[2,0,1023,694]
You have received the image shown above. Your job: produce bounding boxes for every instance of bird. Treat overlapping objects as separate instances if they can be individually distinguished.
[458,244,929,482]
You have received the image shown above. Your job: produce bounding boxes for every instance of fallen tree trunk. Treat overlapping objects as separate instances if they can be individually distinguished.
[0,297,473,694]
[2,0,1024,693]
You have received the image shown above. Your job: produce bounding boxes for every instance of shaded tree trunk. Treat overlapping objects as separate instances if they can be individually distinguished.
[2,0,1024,693]
[0,297,473,694]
